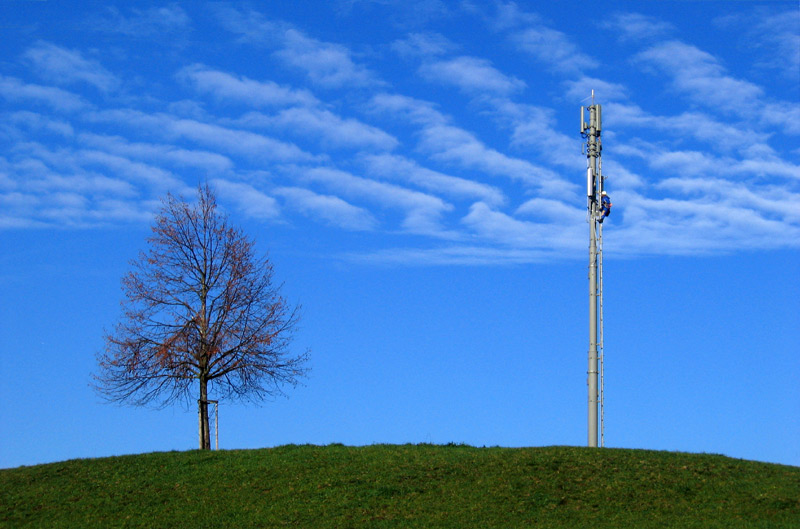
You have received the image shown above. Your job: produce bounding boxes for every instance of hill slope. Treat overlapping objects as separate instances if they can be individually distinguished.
[1,445,798,528]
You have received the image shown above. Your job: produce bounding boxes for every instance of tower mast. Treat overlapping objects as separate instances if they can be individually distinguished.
[581,95,603,448]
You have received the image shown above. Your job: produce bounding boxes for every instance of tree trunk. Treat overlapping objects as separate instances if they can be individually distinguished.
[198,377,211,450]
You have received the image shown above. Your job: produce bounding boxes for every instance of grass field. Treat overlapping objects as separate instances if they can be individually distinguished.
[1,444,798,528]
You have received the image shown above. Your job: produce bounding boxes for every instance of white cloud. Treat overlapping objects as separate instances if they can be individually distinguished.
[20,168,137,198]
[93,4,191,37]
[23,42,120,92]
[277,28,382,88]
[610,188,800,256]
[759,102,800,136]
[370,92,572,196]
[239,108,399,151]
[337,0,450,24]
[8,111,74,137]
[482,1,540,32]
[605,102,769,151]
[7,143,136,194]
[274,186,377,230]
[78,133,234,173]
[603,12,674,41]
[0,148,162,228]
[361,153,506,207]
[462,202,583,250]
[368,93,446,126]
[303,166,448,210]
[179,65,319,108]
[89,109,318,163]
[77,150,184,190]
[2,1,795,263]
[0,75,86,112]
[215,7,382,88]
[634,40,800,135]
[301,166,454,235]
[716,8,800,81]
[0,190,39,209]
[419,56,526,96]
[419,121,568,195]
[490,99,581,173]
[657,177,800,223]
[212,179,280,220]
[655,149,729,176]
[750,10,800,81]
[88,198,157,223]
[617,136,800,181]
[516,198,583,223]
[636,41,762,111]
[392,32,457,58]
[600,161,644,190]
[513,26,597,74]
[736,156,800,181]
[213,6,287,45]
[167,117,318,162]
[564,77,628,103]
[343,244,560,266]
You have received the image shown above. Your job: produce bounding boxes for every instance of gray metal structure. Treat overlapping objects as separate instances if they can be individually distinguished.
[580,95,605,448]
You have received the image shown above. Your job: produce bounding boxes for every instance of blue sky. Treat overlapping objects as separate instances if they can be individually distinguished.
[1,0,798,469]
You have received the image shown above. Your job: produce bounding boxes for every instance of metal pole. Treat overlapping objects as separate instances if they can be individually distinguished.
[198,399,203,450]
[201,399,220,450]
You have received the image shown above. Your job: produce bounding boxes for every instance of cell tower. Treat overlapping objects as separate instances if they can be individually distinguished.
[580,92,605,448]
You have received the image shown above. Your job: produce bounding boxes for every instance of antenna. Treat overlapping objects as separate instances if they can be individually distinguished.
[580,93,605,448]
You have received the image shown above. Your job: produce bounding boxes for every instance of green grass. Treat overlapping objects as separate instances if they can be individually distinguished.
[1,445,798,528]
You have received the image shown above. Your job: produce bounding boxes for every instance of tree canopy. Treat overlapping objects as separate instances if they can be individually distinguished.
[95,184,309,448]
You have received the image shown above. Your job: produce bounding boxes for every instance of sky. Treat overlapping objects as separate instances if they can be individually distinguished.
[1,0,798,469]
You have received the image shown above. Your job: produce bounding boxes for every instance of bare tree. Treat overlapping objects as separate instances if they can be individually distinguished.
[95,184,309,449]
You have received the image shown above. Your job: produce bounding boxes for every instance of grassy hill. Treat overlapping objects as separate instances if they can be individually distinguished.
[1,444,798,528]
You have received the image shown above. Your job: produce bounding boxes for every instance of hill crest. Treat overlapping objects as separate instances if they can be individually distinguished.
[2,444,798,528]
